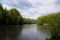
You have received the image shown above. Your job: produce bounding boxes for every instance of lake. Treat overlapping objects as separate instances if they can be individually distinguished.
[0,24,50,40]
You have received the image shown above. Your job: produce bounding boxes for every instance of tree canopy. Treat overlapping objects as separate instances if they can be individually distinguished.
[0,4,23,25]
[0,4,36,25]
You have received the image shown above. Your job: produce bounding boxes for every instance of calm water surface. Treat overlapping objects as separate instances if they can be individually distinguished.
[0,24,50,40]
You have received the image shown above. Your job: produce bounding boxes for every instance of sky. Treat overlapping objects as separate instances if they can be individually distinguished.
[0,0,60,19]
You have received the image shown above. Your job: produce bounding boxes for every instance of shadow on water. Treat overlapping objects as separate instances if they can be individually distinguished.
[0,25,23,40]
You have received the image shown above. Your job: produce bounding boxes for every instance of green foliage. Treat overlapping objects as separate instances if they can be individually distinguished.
[37,12,60,40]
[0,4,23,25]
[0,4,36,25]
[23,18,36,24]
[0,3,3,10]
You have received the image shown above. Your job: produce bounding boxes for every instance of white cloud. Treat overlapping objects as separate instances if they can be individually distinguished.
[1,0,60,19]
[2,4,12,9]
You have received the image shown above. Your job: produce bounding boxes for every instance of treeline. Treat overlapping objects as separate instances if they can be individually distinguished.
[0,4,36,25]
[37,12,60,40]
[23,18,36,24]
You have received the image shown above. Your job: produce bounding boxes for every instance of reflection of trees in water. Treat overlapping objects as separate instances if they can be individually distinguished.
[37,25,50,33]
[37,25,51,38]
[0,25,23,40]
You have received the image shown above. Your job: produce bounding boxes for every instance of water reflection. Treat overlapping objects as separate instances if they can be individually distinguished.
[0,24,50,40]
[37,25,51,39]
[0,25,23,40]
[37,25,50,35]
[18,24,50,40]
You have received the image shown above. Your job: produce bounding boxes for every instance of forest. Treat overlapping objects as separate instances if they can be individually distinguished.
[0,4,36,25]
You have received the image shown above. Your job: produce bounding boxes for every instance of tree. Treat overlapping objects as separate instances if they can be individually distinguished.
[9,8,23,24]
[0,4,24,25]
[37,12,60,40]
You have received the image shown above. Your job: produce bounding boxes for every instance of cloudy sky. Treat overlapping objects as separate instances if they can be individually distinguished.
[0,0,60,19]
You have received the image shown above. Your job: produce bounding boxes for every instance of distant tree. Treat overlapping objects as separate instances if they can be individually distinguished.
[23,18,36,24]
